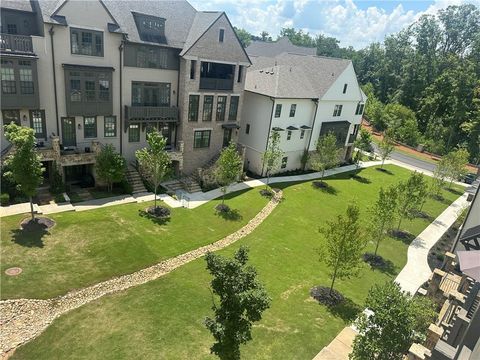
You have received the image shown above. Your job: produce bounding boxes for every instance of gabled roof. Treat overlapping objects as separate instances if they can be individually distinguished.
[246,37,316,57]
[246,53,352,99]
[180,11,222,56]
[1,0,35,12]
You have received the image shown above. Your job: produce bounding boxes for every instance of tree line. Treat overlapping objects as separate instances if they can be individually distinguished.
[235,4,480,164]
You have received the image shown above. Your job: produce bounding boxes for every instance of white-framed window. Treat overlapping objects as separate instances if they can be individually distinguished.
[281,156,288,169]
[300,130,305,139]
[128,123,140,142]
[219,28,225,42]
[333,104,343,117]
[355,103,365,115]
[104,116,116,137]
[289,104,296,117]
[287,130,292,140]
[343,84,348,93]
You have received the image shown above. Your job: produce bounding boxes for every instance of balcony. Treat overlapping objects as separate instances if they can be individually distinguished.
[125,105,179,123]
[199,61,234,91]
[0,33,34,54]
[199,78,234,91]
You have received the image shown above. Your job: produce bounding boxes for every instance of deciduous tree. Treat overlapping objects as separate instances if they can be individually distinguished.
[96,144,126,193]
[310,133,340,186]
[215,142,243,205]
[369,186,398,255]
[262,130,283,189]
[205,246,271,360]
[378,134,395,169]
[395,172,425,230]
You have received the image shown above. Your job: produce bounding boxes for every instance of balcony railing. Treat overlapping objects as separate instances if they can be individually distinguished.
[199,77,234,91]
[0,33,34,53]
[125,105,179,122]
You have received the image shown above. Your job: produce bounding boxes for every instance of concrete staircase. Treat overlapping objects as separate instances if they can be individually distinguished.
[180,176,202,193]
[126,167,148,194]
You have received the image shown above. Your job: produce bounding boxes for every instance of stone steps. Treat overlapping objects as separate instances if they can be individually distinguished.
[125,168,147,194]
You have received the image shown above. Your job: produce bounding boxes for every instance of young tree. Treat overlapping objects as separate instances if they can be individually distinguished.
[354,128,373,171]
[136,131,171,209]
[443,148,470,188]
[430,164,448,199]
[310,133,340,186]
[369,186,398,256]
[205,246,271,360]
[378,134,395,169]
[215,142,243,205]
[319,203,366,295]
[4,123,44,221]
[95,144,126,193]
[262,130,283,189]
[395,172,425,230]
[350,282,436,360]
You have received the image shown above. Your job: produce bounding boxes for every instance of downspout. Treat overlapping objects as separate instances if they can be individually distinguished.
[119,39,124,155]
[49,26,60,136]
[175,59,181,152]
[260,96,276,176]
[306,98,319,152]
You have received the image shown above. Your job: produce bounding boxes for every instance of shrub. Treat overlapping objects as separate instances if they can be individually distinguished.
[49,165,65,195]
[146,205,170,218]
[118,177,133,194]
[54,193,66,203]
[215,203,230,213]
[0,193,10,206]
[436,253,445,262]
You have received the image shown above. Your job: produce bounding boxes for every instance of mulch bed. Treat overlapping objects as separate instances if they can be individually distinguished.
[215,203,230,213]
[20,217,56,231]
[259,189,274,198]
[310,286,344,306]
[312,181,328,189]
[363,253,386,268]
[146,206,171,219]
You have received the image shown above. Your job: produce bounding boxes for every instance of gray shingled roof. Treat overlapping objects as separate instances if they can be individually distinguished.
[246,53,352,99]
[1,0,35,12]
[246,37,316,57]
[179,11,222,56]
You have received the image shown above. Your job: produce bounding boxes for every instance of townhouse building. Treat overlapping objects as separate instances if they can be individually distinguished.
[1,0,249,186]
[239,50,366,176]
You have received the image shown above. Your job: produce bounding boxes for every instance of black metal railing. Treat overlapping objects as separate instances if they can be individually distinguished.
[199,77,234,91]
[125,105,179,122]
[0,33,34,53]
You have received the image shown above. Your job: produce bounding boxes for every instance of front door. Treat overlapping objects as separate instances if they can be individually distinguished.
[61,117,76,147]
[223,128,232,147]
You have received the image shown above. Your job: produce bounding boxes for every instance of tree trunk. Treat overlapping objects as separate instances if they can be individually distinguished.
[29,196,35,221]
[397,217,403,231]
[374,225,384,256]
[222,187,226,205]
[266,171,270,190]
[381,158,385,169]
[329,266,338,295]
[154,186,157,209]
[321,169,325,184]
[449,178,453,189]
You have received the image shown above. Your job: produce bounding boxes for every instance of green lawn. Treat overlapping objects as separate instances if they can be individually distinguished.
[11,165,463,359]
[1,189,269,299]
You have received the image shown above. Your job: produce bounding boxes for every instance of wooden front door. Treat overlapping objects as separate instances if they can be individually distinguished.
[61,117,76,147]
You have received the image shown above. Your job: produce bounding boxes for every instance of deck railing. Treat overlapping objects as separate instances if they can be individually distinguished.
[0,33,34,53]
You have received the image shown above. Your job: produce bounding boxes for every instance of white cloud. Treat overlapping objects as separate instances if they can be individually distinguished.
[189,0,480,49]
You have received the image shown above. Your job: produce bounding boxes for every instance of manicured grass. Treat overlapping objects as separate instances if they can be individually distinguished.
[1,189,268,299]
[12,165,463,359]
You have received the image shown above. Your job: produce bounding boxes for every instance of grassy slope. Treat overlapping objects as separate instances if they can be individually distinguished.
[12,165,463,360]
[1,189,268,299]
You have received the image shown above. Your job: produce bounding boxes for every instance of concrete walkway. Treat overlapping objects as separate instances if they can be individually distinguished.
[394,193,469,294]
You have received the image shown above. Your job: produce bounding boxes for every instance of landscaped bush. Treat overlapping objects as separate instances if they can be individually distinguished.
[0,193,10,206]
[272,168,316,177]
[259,188,274,197]
[146,206,170,219]
[54,193,66,203]
[436,253,445,262]
[118,177,133,194]
[215,203,230,213]
[363,252,386,268]
[49,165,65,195]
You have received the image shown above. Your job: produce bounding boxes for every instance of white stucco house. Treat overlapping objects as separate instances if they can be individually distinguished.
[239,50,367,176]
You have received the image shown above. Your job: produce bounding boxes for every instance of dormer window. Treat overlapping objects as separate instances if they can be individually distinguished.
[219,29,224,42]
[133,12,166,44]
[343,84,348,93]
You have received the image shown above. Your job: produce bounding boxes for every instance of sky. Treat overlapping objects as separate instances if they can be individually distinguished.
[189,0,480,49]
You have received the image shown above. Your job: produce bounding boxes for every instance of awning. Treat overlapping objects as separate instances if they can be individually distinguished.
[300,125,312,130]
[222,123,240,129]
[272,127,285,131]
[286,126,299,130]
[457,250,480,282]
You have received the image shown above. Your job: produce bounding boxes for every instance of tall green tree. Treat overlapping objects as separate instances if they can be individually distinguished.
[4,124,44,220]
[378,134,395,169]
[362,83,385,130]
[310,133,340,186]
[443,148,470,187]
[383,103,421,146]
[95,144,126,193]
[215,142,243,205]
[262,131,283,189]
[395,172,425,230]
[234,27,252,48]
[350,282,436,360]
[354,128,372,171]
[369,186,398,256]
[279,27,316,47]
[136,131,171,209]
[205,246,271,360]
[319,203,366,295]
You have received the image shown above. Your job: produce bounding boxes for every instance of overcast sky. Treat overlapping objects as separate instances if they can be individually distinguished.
[189,0,480,49]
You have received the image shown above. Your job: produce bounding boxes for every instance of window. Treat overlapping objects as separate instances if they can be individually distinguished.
[133,13,166,44]
[219,29,225,42]
[30,110,46,138]
[1,66,16,94]
[71,28,103,56]
[99,79,109,101]
[245,124,250,134]
[132,82,170,107]
[281,156,288,169]
[355,103,365,115]
[223,128,232,147]
[135,46,168,68]
[188,95,199,121]
[83,116,97,138]
[190,60,196,80]
[333,104,343,117]
[202,95,213,121]
[70,79,81,102]
[85,80,96,101]
[7,24,17,34]
[289,104,296,117]
[228,96,239,121]
[343,84,348,94]
[216,96,227,121]
[193,130,211,148]
[67,70,112,104]
[275,104,282,118]
[237,65,243,83]
[19,68,34,94]
[287,130,292,140]
[2,110,20,125]
[128,123,140,142]
[104,116,116,137]
[300,130,305,139]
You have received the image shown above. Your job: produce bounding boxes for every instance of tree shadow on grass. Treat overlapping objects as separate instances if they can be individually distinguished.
[11,218,52,248]
[327,297,362,324]
[350,174,372,184]
[215,207,242,221]
[138,210,171,225]
[389,229,415,245]
[445,187,463,196]
[363,253,397,277]
[312,182,338,195]
[413,210,434,222]
[376,167,394,175]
